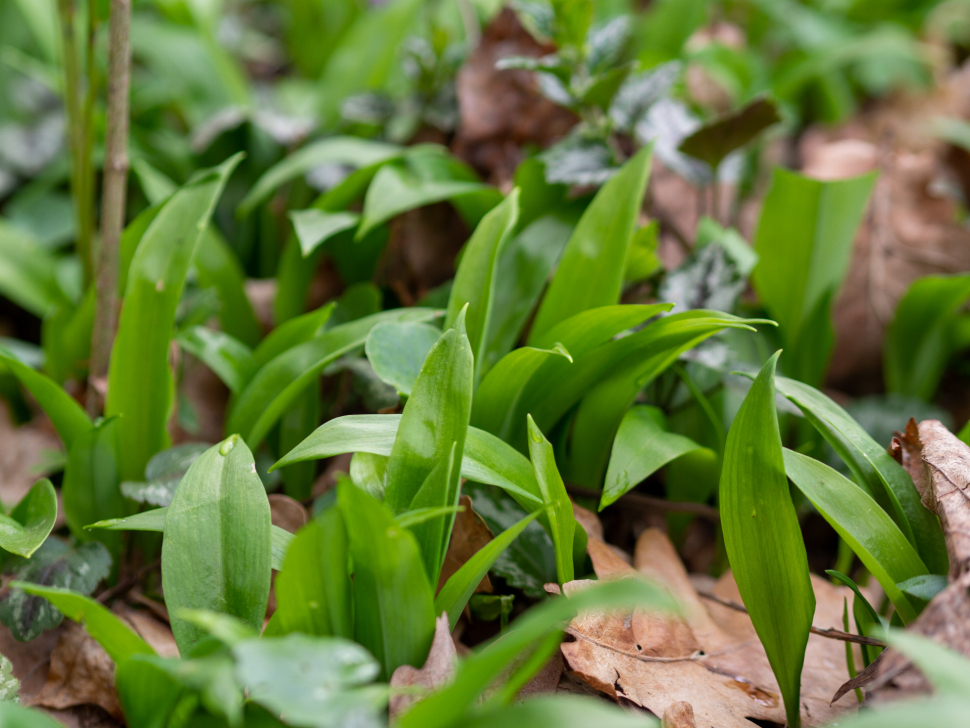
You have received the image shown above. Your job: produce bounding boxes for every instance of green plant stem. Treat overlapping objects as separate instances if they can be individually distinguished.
[671,363,726,453]
[88,0,132,416]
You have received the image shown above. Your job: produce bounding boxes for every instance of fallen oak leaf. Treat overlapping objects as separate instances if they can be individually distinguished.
[389,613,457,719]
[436,495,494,595]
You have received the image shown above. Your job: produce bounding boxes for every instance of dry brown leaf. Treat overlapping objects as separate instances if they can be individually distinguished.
[516,651,563,698]
[26,622,122,720]
[389,613,457,719]
[436,495,494,594]
[115,604,178,658]
[0,621,64,698]
[560,528,858,727]
[571,501,604,542]
[0,401,63,505]
[662,700,697,728]
[268,494,309,534]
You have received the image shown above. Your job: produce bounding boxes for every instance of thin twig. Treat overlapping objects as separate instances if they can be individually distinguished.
[97,558,160,604]
[88,0,132,416]
[697,591,888,648]
[566,484,721,521]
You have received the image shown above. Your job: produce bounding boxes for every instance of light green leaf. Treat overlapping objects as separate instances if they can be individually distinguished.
[176,326,257,394]
[61,418,123,557]
[107,153,243,481]
[601,406,704,509]
[719,352,813,728]
[752,168,876,386]
[365,321,442,396]
[0,480,57,558]
[526,416,576,585]
[0,220,63,318]
[460,695,658,728]
[896,574,947,602]
[825,698,970,728]
[406,444,460,583]
[0,703,65,727]
[290,210,361,257]
[115,655,183,728]
[529,146,653,343]
[161,436,272,655]
[195,229,263,347]
[253,304,334,369]
[782,449,925,623]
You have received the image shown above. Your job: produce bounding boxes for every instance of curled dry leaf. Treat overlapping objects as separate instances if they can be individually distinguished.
[437,495,494,595]
[268,494,310,534]
[560,528,858,727]
[389,613,457,719]
[571,501,604,542]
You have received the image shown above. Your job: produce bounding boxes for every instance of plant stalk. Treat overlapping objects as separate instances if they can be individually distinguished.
[87,0,132,416]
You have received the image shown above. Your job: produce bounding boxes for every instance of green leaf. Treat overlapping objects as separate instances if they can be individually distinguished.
[897,574,947,602]
[436,509,541,630]
[272,507,353,639]
[751,168,876,386]
[115,654,184,728]
[772,375,949,575]
[364,321,442,396]
[10,584,154,663]
[107,153,243,481]
[884,630,970,695]
[525,416,576,585]
[195,229,262,348]
[0,220,63,318]
[782,449,925,623]
[337,481,435,680]
[445,190,520,387]
[600,406,704,509]
[827,570,884,668]
[0,540,111,641]
[0,479,57,558]
[460,695,657,728]
[0,704,64,727]
[255,302,335,366]
[121,443,213,507]
[238,137,401,217]
[719,351,813,728]
[406,444,460,583]
[0,351,92,450]
[233,634,384,728]
[61,418,124,557]
[176,326,257,394]
[884,274,970,400]
[230,308,439,447]
[529,146,653,343]
[161,436,272,655]
[678,96,781,170]
[290,210,361,257]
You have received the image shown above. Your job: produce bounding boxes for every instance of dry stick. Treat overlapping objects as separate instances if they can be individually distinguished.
[565,484,721,521]
[697,590,887,648]
[97,557,160,604]
[87,0,132,416]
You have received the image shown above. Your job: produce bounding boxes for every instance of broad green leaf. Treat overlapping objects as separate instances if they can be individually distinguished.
[751,168,876,386]
[397,579,672,728]
[176,326,257,394]
[384,311,473,519]
[600,406,704,509]
[11,584,154,663]
[678,96,781,170]
[526,416,576,585]
[445,189,520,386]
[0,479,57,558]
[278,379,321,501]
[0,704,64,727]
[884,630,970,695]
[233,634,384,728]
[338,481,435,680]
[230,308,439,447]
[529,146,653,343]
[772,375,948,575]
[161,436,272,655]
[436,509,541,630]
[782,449,925,623]
[116,655,184,728]
[460,695,658,728]
[118,442,205,508]
[272,507,353,639]
[829,698,970,728]
[364,321,442,396]
[195,229,262,348]
[719,352,813,728]
[252,304,334,369]
[349,452,389,500]
[0,351,91,450]
[406,444,460,583]
[0,220,63,317]
[884,274,970,400]
[272,415,543,507]
[107,153,243,481]
[61,418,124,557]
[0,540,111,641]
[897,574,947,602]
[238,137,401,217]
[290,210,361,258]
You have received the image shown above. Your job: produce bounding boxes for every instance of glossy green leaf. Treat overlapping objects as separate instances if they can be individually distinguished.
[0,704,65,727]
[406,444,460,583]
[719,352,813,728]
[230,308,438,446]
[678,96,781,170]
[290,209,361,258]
[0,220,63,317]
[11,584,154,662]
[176,327,257,394]
[445,189,520,387]
[525,416,576,585]
[364,321,441,396]
[195,229,262,348]
[115,654,184,728]
[0,350,92,450]
[783,449,924,623]
[161,436,272,655]
[338,481,435,680]
[238,137,401,217]
[61,418,124,557]
[0,540,111,641]
[601,406,704,509]
[107,153,243,481]
[0,479,57,558]
[897,574,947,602]
[885,273,970,400]
[752,168,876,386]
[772,375,948,575]
[529,146,653,343]
[436,508,540,630]
[272,507,353,639]
[253,304,334,369]
[460,695,657,728]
